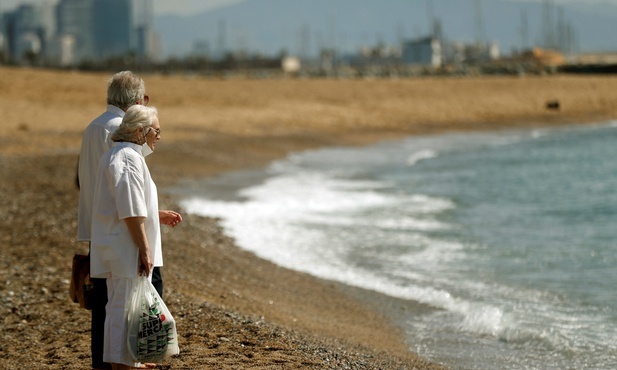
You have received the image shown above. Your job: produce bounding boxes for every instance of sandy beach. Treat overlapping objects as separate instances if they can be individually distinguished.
[1,66,617,369]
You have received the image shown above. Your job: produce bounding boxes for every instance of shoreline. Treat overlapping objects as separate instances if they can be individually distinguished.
[2,68,617,368]
[161,119,617,369]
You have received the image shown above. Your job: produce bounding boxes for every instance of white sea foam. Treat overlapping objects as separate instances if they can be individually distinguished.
[374,217,449,231]
[531,129,548,139]
[407,149,438,165]
[407,194,455,213]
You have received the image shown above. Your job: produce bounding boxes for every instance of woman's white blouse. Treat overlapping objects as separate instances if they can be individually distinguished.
[90,142,162,278]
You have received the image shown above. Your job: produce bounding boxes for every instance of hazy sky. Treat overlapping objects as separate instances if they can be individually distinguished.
[152,0,247,15]
[1,0,616,16]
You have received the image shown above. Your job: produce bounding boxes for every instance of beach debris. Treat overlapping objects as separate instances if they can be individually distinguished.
[546,100,560,110]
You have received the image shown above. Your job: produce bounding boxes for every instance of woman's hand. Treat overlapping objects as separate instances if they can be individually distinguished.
[159,210,183,228]
[138,248,153,277]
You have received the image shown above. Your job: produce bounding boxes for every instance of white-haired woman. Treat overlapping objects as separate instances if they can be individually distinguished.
[90,105,182,370]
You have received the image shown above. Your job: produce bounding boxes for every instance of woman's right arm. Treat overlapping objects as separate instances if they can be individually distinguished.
[124,216,152,277]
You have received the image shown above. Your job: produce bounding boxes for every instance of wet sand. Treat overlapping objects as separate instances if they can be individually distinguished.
[1,67,616,369]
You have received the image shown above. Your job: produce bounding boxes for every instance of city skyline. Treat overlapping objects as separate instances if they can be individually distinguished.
[1,0,615,66]
[0,0,156,64]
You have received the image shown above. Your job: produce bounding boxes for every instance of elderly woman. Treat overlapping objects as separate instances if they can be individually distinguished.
[90,105,182,370]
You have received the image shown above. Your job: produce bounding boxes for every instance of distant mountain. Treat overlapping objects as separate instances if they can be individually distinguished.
[153,0,617,59]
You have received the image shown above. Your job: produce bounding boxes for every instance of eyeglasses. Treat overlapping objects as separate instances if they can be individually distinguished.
[148,127,161,138]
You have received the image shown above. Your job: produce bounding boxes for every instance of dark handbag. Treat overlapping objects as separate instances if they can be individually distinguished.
[69,254,93,310]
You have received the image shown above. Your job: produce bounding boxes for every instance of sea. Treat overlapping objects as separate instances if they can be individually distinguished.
[176,121,617,370]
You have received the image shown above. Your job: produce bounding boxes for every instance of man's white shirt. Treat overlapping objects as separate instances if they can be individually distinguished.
[77,105,125,241]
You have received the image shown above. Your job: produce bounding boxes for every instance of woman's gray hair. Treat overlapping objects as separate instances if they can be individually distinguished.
[111,105,158,143]
[107,71,145,110]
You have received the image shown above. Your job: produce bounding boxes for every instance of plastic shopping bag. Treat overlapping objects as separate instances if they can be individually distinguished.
[127,276,179,363]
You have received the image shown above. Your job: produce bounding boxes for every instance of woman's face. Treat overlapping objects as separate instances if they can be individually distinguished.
[145,117,161,151]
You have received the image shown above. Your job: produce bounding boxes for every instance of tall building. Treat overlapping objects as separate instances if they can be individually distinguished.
[402,36,442,68]
[92,0,131,59]
[56,0,94,62]
[133,0,155,60]
[92,0,155,60]
[0,0,155,65]
[3,4,55,62]
[56,0,94,60]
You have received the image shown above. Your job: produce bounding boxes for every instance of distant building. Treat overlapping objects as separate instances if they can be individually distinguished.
[438,40,501,66]
[56,0,94,63]
[3,4,55,63]
[92,0,132,59]
[48,34,76,66]
[0,0,155,65]
[281,56,300,73]
[133,0,156,60]
[569,52,617,65]
[521,48,564,66]
[352,43,400,67]
[91,0,155,61]
[402,37,441,68]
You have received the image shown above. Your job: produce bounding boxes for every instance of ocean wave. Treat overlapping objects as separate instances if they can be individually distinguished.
[407,149,438,166]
